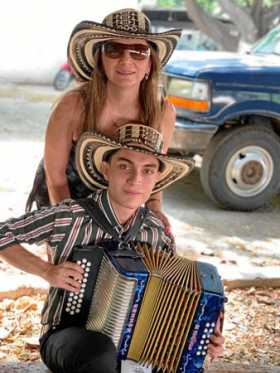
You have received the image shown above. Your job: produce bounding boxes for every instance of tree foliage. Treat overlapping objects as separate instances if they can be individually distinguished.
[156,0,280,51]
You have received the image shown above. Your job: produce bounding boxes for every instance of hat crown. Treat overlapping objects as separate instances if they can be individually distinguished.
[116,124,163,154]
[102,8,151,34]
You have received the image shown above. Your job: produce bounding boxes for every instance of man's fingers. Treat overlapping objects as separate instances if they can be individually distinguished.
[46,262,84,290]
[63,261,84,273]
[62,268,84,282]
[64,277,81,291]
[210,333,225,346]
[208,344,224,360]
[215,311,224,334]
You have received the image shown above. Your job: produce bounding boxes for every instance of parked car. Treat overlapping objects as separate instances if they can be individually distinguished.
[164,25,280,211]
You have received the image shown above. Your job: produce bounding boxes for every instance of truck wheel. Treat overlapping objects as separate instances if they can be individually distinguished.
[200,126,280,211]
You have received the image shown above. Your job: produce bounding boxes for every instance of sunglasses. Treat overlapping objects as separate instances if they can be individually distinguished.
[101,42,151,61]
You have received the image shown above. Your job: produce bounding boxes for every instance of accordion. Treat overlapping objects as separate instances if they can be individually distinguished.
[61,244,225,373]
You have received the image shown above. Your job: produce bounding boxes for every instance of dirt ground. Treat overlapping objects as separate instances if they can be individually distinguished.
[0,83,279,371]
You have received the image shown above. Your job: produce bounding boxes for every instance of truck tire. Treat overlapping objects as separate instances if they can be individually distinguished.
[200,125,280,211]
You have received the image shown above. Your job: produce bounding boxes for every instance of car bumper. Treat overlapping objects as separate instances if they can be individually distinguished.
[169,118,218,156]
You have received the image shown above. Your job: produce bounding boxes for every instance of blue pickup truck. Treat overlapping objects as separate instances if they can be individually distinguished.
[164,25,280,211]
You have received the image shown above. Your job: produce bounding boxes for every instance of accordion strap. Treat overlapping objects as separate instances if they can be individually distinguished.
[78,197,148,246]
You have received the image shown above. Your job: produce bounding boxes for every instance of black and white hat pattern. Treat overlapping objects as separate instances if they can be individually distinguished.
[75,124,194,194]
[68,8,182,80]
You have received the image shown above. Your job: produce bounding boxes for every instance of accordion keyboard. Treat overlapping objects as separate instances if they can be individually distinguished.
[65,258,92,316]
[86,255,137,347]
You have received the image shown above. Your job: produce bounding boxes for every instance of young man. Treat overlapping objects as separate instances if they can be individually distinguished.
[0,124,223,373]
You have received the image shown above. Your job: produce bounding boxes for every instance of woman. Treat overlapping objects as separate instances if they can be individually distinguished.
[26,8,182,229]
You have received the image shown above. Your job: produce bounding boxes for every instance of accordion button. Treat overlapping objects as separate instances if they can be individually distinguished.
[206,339,210,344]
[82,259,87,263]
[67,303,71,307]
[77,304,82,308]
[82,278,87,283]
[78,299,82,303]
[204,346,208,350]
[206,322,210,327]
[84,273,89,277]
[66,308,70,313]
[196,352,201,356]
[211,322,215,327]
[209,328,214,334]
[70,292,74,297]
[202,352,206,356]
[198,346,202,350]
[202,334,206,339]
[76,309,81,313]
[81,264,86,269]
[77,261,81,265]
[85,268,90,272]
[70,311,75,315]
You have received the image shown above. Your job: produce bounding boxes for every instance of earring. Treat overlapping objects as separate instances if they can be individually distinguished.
[145,73,149,80]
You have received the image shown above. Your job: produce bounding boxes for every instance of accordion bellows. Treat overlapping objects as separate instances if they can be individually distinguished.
[62,245,225,373]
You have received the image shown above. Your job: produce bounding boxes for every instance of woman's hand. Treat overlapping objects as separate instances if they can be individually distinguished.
[43,262,84,293]
[151,209,176,247]
[208,312,225,361]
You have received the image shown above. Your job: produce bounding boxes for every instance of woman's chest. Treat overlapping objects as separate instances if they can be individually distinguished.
[97,109,141,138]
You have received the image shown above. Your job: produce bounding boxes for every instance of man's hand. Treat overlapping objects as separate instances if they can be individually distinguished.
[43,262,84,293]
[207,312,225,361]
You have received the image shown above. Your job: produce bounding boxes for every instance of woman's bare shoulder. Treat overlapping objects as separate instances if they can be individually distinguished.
[48,88,86,134]
[46,90,85,141]
[54,88,85,114]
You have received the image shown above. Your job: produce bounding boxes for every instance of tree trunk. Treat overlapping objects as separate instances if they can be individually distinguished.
[184,0,239,51]
[218,0,258,43]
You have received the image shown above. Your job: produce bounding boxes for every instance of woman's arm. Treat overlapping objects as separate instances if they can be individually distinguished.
[44,92,85,205]
[146,100,176,226]
[160,99,176,154]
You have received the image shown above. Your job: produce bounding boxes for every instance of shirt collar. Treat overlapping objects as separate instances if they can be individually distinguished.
[97,190,139,235]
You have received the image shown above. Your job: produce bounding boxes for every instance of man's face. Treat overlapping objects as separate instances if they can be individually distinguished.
[102,149,161,212]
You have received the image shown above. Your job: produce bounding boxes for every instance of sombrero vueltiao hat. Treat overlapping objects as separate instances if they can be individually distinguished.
[75,124,194,194]
[68,8,182,81]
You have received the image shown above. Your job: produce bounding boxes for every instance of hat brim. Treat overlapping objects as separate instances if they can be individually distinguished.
[75,132,194,194]
[68,21,182,81]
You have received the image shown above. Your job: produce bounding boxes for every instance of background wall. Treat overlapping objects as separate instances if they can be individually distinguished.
[0,0,138,84]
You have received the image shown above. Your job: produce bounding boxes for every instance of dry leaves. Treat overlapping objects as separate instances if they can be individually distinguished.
[0,288,279,366]
[0,294,43,362]
[222,287,280,367]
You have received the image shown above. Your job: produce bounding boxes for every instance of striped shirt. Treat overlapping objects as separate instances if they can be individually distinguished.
[0,190,174,333]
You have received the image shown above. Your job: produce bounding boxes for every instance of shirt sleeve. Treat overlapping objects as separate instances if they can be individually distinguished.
[0,203,73,251]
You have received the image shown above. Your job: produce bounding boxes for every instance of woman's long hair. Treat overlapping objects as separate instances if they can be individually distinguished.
[78,44,163,133]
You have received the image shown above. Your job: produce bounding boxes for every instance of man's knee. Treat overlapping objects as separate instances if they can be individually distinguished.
[41,328,117,373]
[80,349,118,373]
[78,332,117,373]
